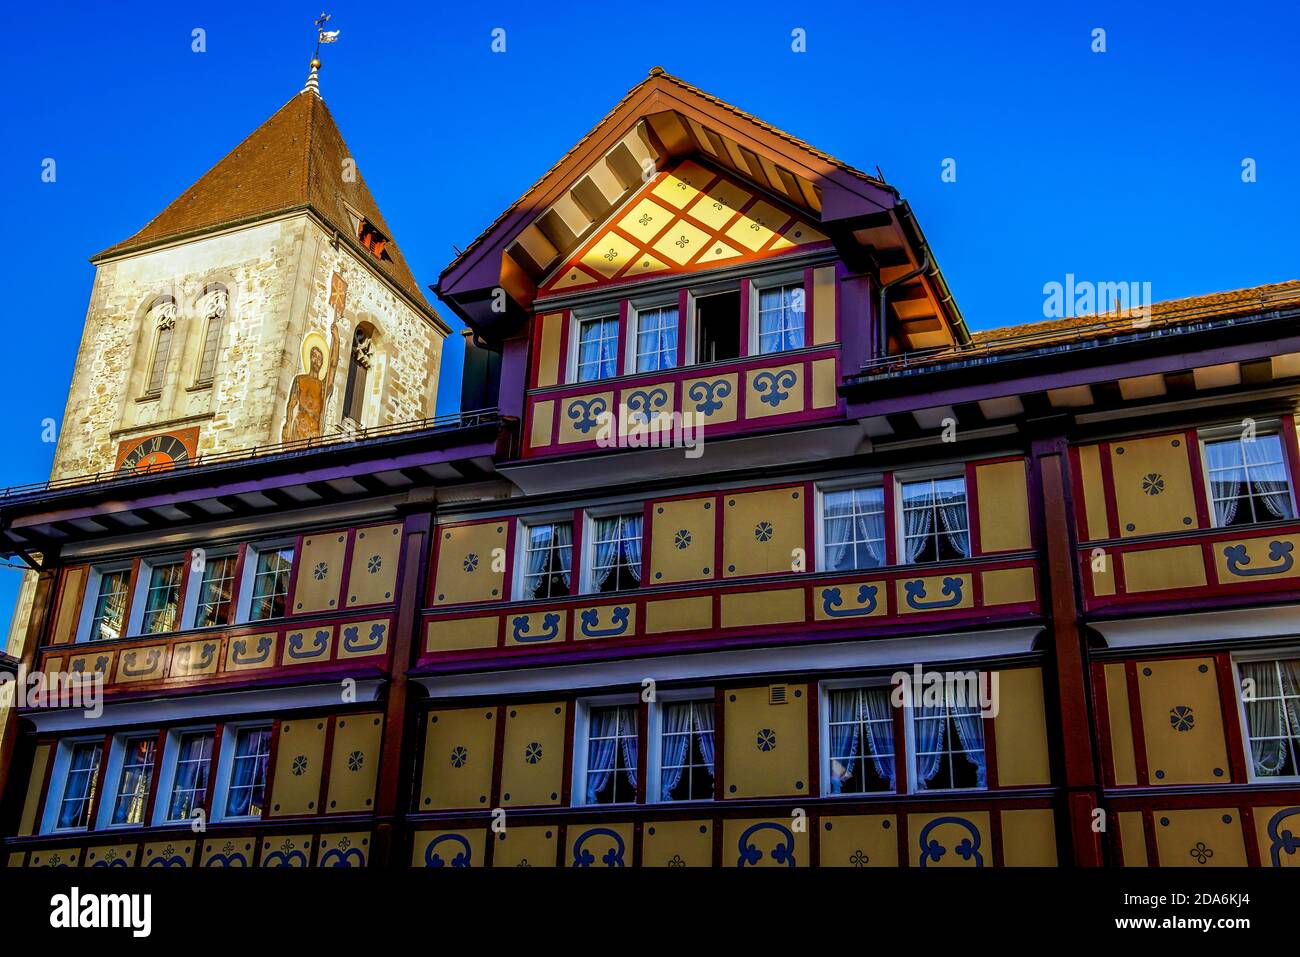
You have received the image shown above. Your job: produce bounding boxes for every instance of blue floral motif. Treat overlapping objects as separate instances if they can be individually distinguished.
[1169,705,1195,732]
[625,387,669,426]
[820,584,879,618]
[687,378,732,416]
[917,816,984,868]
[903,576,965,610]
[450,745,469,768]
[1223,540,1295,577]
[424,834,473,868]
[756,728,777,752]
[347,750,364,772]
[1190,842,1214,864]
[567,396,609,435]
[291,754,308,776]
[1265,806,1300,866]
[752,368,798,408]
[570,827,627,867]
[463,553,479,573]
[674,529,692,550]
[735,822,796,867]
[525,742,543,764]
[754,521,774,542]
[313,562,329,581]
[1141,473,1165,496]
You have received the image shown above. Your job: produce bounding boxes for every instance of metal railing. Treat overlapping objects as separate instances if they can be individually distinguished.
[0,407,502,501]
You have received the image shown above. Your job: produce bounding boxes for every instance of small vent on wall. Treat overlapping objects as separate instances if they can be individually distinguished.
[768,684,788,705]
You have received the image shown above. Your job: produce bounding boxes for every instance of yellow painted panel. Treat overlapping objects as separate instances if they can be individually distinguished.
[169,638,220,678]
[336,618,389,660]
[565,821,634,867]
[548,267,596,291]
[1091,548,1116,596]
[200,838,255,866]
[981,567,1036,605]
[293,530,348,614]
[1001,809,1058,866]
[1253,806,1300,867]
[1110,433,1201,537]
[723,486,805,578]
[224,632,277,672]
[811,266,837,344]
[694,238,743,265]
[426,615,498,653]
[720,588,804,628]
[1075,443,1111,541]
[505,609,567,646]
[281,624,334,667]
[653,220,711,266]
[500,702,566,807]
[1117,812,1148,866]
[1121,545,1207,593]
[993,668,1051,786]
[1104,663,1138,786]
[1136,657,1229,784]
[66,648,114,678]
[687,178,752,229]
[723,684,809,799]
[433,521,508,605]
[745,363,805,419]
[624,252,669,277]
[617,383,676,440]
[682,372,738,426]
[419,707,496,811]
[976,460,1031,552]
[643,820,713,867]
[811,580,886,621]
[141,840,195,867]
[6,851,25,868]
[574,603,635,641]
[18,743,50,836]
[818,815,898,867]
[51,565,86,645]
[345,523,403,607]
[317,832,370,867]
[581,231,640,278]
[269,717,327,816]
[326,712,383,814]
[644,596,712,634]
[722,817,808,867]
[557,391,614,444]
[1153,808,1246,866]
[1212,533,1300,584]
[114,645,168,683]
[412,828,486,867]
[529,399,555,449]
[258,834,315,867]
[649,496,716,585]
[725,200,791,251]
[74,844,134,866]
[650,160,714,209]
[895,573,974,614]
[492,825,557,867]
[535,312,563,388]
[907,811,991,868]
[810,357,837,410]
[29,847,82,867]
[617,197,674,242]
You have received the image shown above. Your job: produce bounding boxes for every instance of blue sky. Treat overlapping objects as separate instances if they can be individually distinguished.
[1,1,1297,624]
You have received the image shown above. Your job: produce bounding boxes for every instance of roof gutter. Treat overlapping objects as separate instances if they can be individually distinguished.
[893,200,969,347]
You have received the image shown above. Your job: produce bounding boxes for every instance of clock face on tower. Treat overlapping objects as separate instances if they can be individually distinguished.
[114,428,200,475]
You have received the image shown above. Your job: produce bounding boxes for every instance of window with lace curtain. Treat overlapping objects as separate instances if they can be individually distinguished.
[1202,432,1295,527]
[821,485,886,572]
[518,520,573,600]
[655,699,715,802]
[825,686,895,794]
[583,512,642,593]
[1237,657,1300,779]
[899,475,969,563]
[579,704,638,805]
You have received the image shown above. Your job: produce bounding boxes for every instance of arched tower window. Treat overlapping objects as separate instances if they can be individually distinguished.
[342,322,375,425]
[194,283,228,387]
[144,296,178,397]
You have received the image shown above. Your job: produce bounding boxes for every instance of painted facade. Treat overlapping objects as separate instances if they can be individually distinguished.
[2,69,1299,869]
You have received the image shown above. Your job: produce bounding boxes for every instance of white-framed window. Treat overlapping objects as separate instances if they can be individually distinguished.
[906,686,987,792]
[516,519,573,600]
[79,564,132,643]
[898,474,969,563]
[1201,428,1295,527]
[41,737,104,833]
[187,550,239,629]
[582,511,642,594]
[821,683,896,795]
[819,484,887,572]
[212,723,272,822]
[1234,655,1300,780]
[574,699,639,806]
[152,728,216,825]
[572,314,620,382]
[629,303,678,373]
[100,732,158,828]
[648,695,715,803]
[239,542,294,622]
[131,556,185,636]
[750,278,805,355]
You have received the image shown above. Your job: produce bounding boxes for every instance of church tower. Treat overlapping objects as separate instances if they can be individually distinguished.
[49,63,448,481]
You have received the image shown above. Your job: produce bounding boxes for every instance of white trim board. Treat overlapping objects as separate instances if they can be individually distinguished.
[1093,605,1300,650]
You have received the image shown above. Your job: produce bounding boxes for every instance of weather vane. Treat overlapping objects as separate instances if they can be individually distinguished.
[312,12,340,66]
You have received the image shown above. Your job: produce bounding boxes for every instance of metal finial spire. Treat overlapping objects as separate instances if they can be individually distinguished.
[302,12,340,96]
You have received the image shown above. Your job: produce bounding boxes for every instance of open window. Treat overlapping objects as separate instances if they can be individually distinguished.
[691,288,741,364]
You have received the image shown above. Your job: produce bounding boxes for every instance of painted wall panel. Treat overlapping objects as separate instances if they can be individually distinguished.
[269,717,327,816]
[336,618,389,660]
[1254,805,1300,867]
[426,615,498,653]
[1001,809,1058,866]
[907,811,991,868]
[895,573,974,614]
[492,826,557,867]
[505,609,567,647]
[648,496,716,585]
[818,815,898,867]
[811,265,837,344]
[1076,444,1111,541]
[325,712,383,814]
[50,565,87,645]
[1212,533,1300,584]
[811,358,837,408]
[744,364,804,419]
[723,684,809,799]
[682,372,738,425]
[643,596,712,634]
[419,706,497,810]
[500,702,566,807]
[29,848,83,867]
[317,832,370,867]
[201,838,255,866]
[530,399,555,448]
[18,743,50,836]
[412,828,486,867]
[557,391,614,444]
[142,840,194,867]
[1136,657,1229,784]
[84,844,137,867]
[293,530,348,614]
[723,486,805,578]
[1110,434,1201,537]
[259,834,315,867]
[1117,812,1148,866]
[1153,808,1246,866]
[642,820,712,867]
[565,822,634,867]
[433,521,508,605]
[1122,545,1207,593]
[719,588,803,628]
[1103,663,1138,786]
[976,460,1032,553]
[535,312,564,388]
[723,817,808,867]
[282,625,333,667]
[981,567,1036,605]
[345,523,402,607]
[992,668,1051,786]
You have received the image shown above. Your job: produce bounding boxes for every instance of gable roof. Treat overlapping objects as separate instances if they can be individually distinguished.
[94,89,431,311]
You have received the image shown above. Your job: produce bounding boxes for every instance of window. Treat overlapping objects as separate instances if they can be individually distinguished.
[825,686,895,794]
[519,521,573,600]
[655,700,715,802]
[899,476,969,563]
[585,513,642,593]
[108,735,157,826]
[163,731,214,822]
[144,297,178,396]
[754,282,805,354]
[358,219,392,261]
[575,316,620,382]
[87,568,131,642]
[581,705,638,805]
[139,559,184,635]
[245,545,294,621]
[342,324,375,424]
[693,290,740,364]
[221,726,272,820]
[1237,657,1300,779]
[193,553,238,628]
[911,692,986,791]
[822,486,886,572]
[194,284,227,387]
[632,305,677,373]
[1204,432,1295,527]
[54,741,103,831]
